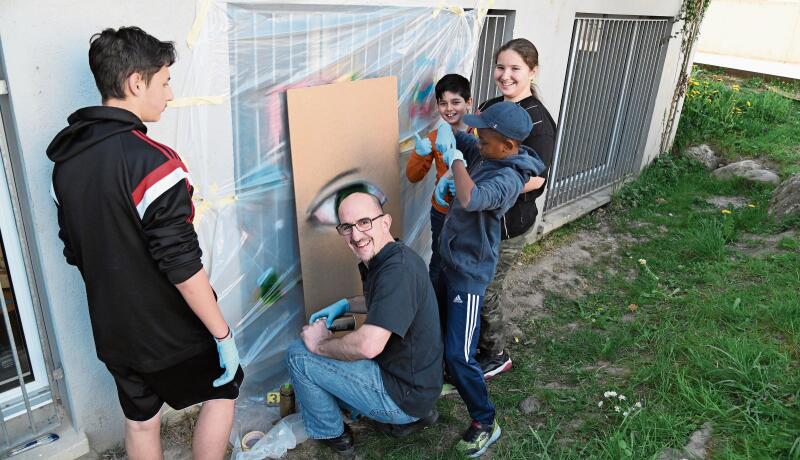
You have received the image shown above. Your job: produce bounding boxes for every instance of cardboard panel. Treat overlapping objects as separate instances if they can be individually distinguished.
[287,77,402,317]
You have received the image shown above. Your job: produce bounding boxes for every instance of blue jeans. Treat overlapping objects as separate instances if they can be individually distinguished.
[429,208,446,288]
[285,340,418,439]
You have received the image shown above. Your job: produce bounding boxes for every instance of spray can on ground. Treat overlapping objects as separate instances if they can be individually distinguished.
[279,383,295,418]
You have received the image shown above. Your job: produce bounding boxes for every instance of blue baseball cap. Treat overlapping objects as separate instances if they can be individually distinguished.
[463,101,533,141]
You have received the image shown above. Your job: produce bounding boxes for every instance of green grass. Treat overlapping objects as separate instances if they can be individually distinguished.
[673,67,800,175]
[308,154,799,460]
[288,69,799,459]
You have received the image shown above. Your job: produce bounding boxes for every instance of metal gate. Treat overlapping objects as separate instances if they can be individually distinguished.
[0,76,61,453]
[470,11,515,106]
[545,16,672,211]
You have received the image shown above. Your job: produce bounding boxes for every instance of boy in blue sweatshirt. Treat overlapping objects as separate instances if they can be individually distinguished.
[436,102,544,457]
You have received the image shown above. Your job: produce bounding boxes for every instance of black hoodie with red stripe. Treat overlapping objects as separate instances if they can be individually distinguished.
[47,106,214,372]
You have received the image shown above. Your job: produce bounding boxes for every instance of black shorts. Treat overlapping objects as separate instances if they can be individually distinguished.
[106,347,245,421]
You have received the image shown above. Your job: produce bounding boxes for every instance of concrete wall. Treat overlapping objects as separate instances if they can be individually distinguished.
[694,0,800,78]
[0,0,684,451]
[698,0,800,65]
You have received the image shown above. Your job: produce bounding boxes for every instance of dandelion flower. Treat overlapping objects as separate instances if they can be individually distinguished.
[721,209,732,215]
[614,406,621,412]
[732,84,740,92]
[638,259,647,265]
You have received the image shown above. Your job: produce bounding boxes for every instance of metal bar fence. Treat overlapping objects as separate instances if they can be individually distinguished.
[545,16,671,212]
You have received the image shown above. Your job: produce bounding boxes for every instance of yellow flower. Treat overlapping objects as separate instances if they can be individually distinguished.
[721,209,732,215]
[746,101,751,107]
[691,81,700,86]
[732,84,740,92]
[691,89,700,95]
[747,204,756,208]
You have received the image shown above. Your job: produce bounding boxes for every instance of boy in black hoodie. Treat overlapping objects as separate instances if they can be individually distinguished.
[47,27,242,459]
[435,102,543,457]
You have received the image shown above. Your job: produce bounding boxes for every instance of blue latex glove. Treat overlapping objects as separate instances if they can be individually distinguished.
[414,133,433,157]
[213,328,240,387]
[447,179,457,197]
[435,123,456,154]
[434,178,453,207]
[309,298,349,328]
[443,148,466,169]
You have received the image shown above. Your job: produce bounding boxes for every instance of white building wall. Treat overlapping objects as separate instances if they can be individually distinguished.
[695,0,800,79]
[0,0,684,451]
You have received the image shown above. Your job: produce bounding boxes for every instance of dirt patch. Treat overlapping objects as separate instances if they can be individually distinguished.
[581,361,631,378]
[732,230,796,257]
[504,223,636,322]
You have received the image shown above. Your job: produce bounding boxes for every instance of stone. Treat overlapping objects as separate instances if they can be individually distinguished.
[769,174,800,220]
[683,144,718,170]
[704,196,749,209]
[519,395,542,414]
[658,422,713,460]
[740,169,780,185]
[712,160,762,178]
[712,160,779,185]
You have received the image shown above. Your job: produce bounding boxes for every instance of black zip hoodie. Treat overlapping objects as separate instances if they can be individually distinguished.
[47,106,213,372]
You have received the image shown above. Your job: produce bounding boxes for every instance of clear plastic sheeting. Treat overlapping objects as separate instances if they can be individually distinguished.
[173,0,486,410]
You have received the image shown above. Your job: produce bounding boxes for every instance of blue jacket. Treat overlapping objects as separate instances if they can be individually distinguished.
[439,132,544,293]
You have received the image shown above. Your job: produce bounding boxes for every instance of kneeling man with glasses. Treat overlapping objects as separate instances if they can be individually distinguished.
[286,190,443,457]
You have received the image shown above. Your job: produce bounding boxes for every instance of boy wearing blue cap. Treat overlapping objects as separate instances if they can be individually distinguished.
[435,101,544,457]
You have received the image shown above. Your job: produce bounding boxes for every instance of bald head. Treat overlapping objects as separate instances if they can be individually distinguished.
[337,192,383,223]
[336,192,393,264]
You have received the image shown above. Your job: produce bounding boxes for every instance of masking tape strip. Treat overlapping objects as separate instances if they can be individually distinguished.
[167,96,226,108]
[187,0,213,49]
[432,2,467,18]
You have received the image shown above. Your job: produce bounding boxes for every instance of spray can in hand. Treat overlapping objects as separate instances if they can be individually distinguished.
[328,314,356,332]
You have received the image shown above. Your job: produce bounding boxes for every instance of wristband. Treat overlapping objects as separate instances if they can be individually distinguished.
[214,326,231,341]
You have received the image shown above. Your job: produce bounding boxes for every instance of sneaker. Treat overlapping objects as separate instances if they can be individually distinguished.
[319,423,355,457]
[456,420,502,458]
[440,383,458,397]
[374,408,439,438]
[479,350,512,380]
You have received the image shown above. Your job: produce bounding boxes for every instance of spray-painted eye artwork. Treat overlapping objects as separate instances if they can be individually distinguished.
[287,77,403,317]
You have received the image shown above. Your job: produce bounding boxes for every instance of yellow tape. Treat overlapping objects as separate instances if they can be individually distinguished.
[192,193,237,226]
[187,0,213,49]
[167,96,225,108]
[432,2,467,18]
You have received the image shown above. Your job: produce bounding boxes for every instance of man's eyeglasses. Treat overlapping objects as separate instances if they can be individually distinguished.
[336,214,385,236]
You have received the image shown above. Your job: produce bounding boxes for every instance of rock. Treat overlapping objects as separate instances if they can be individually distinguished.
[658,422,713,460]
[769,174,800,220]
[713,159,762,177]
[704,196,749,209]
[741,169,780,185]
[519,395,542,414]
[683,144,718,170]
[712,160,779,185]
[711,160,780,184]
